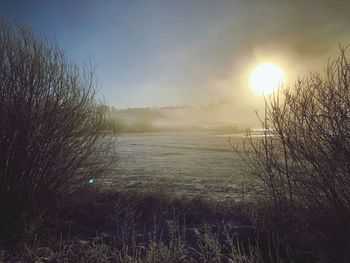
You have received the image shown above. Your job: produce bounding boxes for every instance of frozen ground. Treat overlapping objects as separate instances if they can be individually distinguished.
[108,132,255,200]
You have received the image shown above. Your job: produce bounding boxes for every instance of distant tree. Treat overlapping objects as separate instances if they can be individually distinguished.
[0,21,115,240]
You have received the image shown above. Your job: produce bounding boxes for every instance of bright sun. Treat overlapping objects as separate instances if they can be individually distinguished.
[249,62,287,95]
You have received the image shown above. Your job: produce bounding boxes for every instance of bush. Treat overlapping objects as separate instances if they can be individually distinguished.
[0,21,115,241]
[239,47,350,260]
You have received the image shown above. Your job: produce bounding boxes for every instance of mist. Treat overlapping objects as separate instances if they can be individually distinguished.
[107,100,263,133]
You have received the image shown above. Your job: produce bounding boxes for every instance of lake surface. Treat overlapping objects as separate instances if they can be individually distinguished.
[110,132,253,200]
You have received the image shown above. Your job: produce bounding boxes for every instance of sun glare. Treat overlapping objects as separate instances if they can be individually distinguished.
[249,62,286,95]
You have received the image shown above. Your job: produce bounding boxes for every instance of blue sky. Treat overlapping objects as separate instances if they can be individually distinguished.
[1,0,350,108]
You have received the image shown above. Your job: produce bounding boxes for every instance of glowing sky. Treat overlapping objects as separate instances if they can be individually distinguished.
[1,0,350,108]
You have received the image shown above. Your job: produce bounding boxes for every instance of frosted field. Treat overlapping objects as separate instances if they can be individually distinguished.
[110,132,254,200]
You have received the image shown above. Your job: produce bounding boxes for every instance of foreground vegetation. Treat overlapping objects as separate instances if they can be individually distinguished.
[0,20,115,242]
[0,189,317,262]
[234,46,350,262]
[1,188,348,262]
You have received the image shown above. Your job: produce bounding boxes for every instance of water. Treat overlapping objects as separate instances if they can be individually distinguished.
[110,132,251,200]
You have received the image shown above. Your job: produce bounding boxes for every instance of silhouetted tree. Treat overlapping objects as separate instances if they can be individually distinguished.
[0,21,115,241]
[238,47,350,260]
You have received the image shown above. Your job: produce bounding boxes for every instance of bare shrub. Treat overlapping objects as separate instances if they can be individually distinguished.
[0,21,115,240]
[237,47,350,259]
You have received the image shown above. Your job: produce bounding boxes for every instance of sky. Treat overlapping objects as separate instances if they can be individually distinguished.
[1,0,350,110]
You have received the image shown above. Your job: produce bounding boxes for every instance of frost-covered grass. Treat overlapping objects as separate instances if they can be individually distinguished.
[4,189,343,262]
[0,189,288,262]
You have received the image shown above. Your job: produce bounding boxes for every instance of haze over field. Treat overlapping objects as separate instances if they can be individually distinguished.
[108,102,254,132]
[3,0,350,126]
